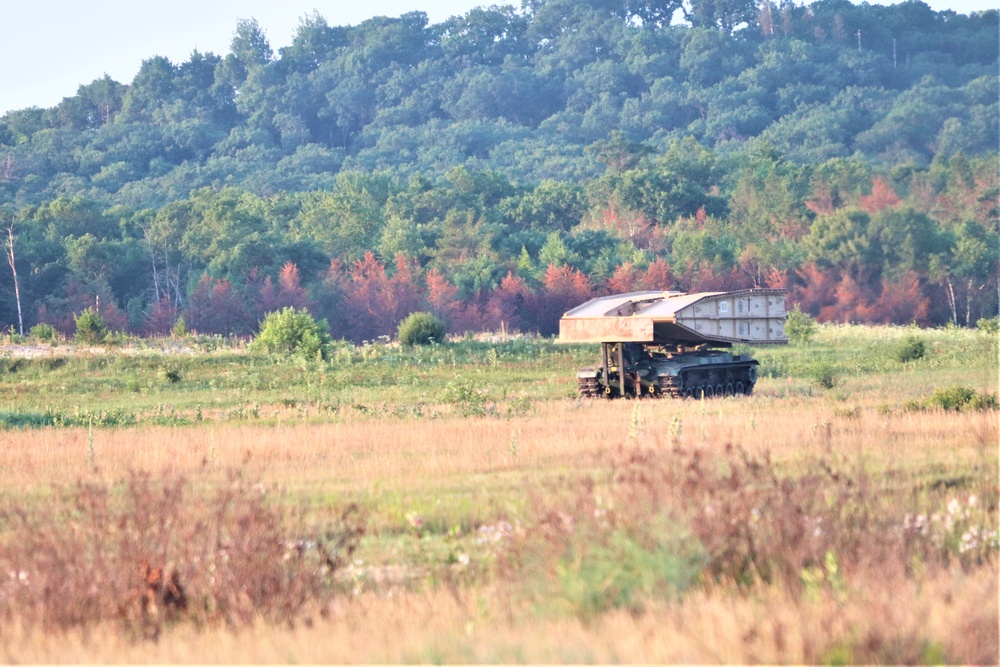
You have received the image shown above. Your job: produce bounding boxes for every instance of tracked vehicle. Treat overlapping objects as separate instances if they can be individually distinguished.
[559,289,787,398]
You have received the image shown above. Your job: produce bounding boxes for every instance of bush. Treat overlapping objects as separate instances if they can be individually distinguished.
[501,458,707,619]
[785,305,816,345]
[29,323,57,342]
[171,316,189,338]
[249,308,330,359]
[923,386,999,412]
[812,363,840,389]
[397,312,446,346]
[895,334,926,362]
[74,307,108,344]
[0,469,364,638]
[157,366,182,384]
[977,317,999,335]
[441,379,497,417]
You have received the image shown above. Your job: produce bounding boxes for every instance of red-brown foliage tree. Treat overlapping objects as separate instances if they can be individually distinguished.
[819,274,877,323]
[425,267,468,333]
[857,271,930,325]
[683,263,752,293]
[341,253,390,342]
[804,182,838,216]
[183,275,252,335]
[638,258,676,291]
[35,305,71,336]
[36,280,129,335]
[388,254,424,323]
[96,300,129,334]
[259,262,312,315]
[607,262,639,293]
[601,206,655,248]
[530,264,592,335]
[484,272,533,332]
[340,253,424,342]
[788,264,840,318]
[143,296,179,337]
[858,177,900,214]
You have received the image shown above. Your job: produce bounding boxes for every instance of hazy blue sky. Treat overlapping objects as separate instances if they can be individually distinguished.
[0,0,994,116]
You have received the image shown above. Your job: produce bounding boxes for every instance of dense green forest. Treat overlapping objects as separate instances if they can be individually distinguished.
[0,0,996,341]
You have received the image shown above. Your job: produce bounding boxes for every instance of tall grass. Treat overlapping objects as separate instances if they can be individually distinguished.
[0,324,994,661]
[0,468,364,640]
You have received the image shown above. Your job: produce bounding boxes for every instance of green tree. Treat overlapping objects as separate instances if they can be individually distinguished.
[586,130,654,174]
[685,0,759,32]
[804,209,876,274]
[74,307,108,344]
[397,311,446,346]
[249,307,330,359]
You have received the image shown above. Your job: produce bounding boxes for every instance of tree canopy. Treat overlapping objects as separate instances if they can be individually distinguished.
[0,0,995,339]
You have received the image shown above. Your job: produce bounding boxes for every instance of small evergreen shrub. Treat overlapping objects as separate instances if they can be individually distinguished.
[397,312,446,346]
[74,308,108,344]
[171,316,189,338]
[29,323,56,342]
[895,334,926,362]
[249,308,330,359]
[785,305,816,345]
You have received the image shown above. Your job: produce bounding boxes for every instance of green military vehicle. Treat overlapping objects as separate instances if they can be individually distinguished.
[559,289,788,398]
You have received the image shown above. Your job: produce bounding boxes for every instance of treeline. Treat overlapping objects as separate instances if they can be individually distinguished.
[0,0,996,340]
[6,149,998,341]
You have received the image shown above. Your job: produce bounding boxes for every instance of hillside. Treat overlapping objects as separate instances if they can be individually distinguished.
[0,0,996,339]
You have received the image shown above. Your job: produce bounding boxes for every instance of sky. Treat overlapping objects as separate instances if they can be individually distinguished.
[0,0,995,117]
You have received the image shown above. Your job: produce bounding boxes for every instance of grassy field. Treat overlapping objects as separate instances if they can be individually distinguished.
[0,324,996,663]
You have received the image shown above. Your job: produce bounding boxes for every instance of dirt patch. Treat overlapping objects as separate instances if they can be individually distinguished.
[0,343,202,359]
[0,344,57,359]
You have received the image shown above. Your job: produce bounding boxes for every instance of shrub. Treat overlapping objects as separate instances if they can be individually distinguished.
[397,311,446,346]
[501,441,999,622]
[923,386,999,412]
[785,305,816,345]
[977,317,999,335]
[441,379,497,417]
[74,307,108,344]
[0,469,365,638]
[171,316,189,338]
[507,508,704,619]
[249,308,330,360]
[29,323,57,342]
[895,334,926,362]
[157,366,182,384]
[812,363,839,389]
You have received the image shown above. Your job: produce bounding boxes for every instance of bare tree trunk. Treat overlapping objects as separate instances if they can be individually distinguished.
[6,222,24,336]
[944,275,958,326]
[170,263,185,309]
[151,248,162,303]
[965,278,973,327]
[141,226,162,303]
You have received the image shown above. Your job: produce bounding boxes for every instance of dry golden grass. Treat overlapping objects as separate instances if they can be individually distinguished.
[1,391,993,490]
[1,566,993,664]
[0,369,995,663]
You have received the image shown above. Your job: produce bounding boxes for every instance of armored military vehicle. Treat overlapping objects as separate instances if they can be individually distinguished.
[559,289,787,398]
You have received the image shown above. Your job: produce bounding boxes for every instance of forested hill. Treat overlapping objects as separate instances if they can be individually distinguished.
[0,0,996,341]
